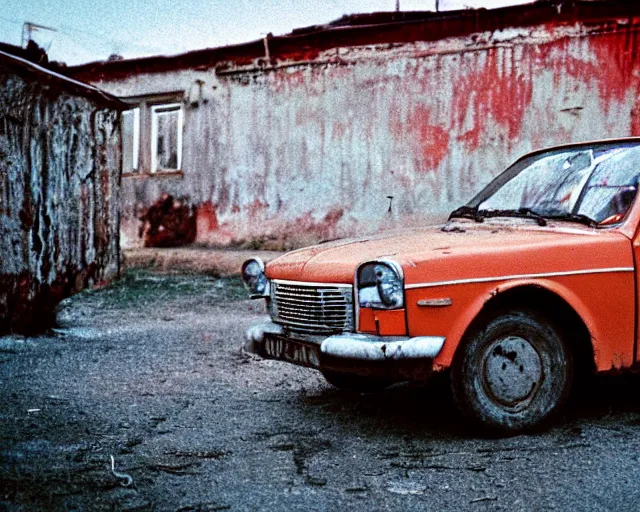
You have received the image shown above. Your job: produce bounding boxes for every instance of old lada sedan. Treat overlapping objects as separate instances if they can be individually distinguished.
[242,138,640,433]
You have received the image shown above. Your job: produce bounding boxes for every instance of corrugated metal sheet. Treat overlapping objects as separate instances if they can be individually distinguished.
[0,52,122,333]
[72,2,640,249]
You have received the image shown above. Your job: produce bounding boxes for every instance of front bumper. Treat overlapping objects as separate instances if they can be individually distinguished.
[245,319,446,380]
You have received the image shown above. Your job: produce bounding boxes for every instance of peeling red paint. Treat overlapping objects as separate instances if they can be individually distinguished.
[588,32,635,107]
[278,208,345,243]
[548,33,634,115]
[453,48,533,151]
[197,201,219,233]
[631,104,640,137]
[273,67,308,94]
[407,105,450,172]
[247,199,270,218]
[332,121,349,140]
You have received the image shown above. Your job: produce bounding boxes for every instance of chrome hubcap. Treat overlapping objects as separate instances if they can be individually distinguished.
[482,336,542,408]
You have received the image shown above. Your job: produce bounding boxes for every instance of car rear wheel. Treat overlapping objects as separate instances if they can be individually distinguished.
[321,371,391,393]
[451,309,573,434]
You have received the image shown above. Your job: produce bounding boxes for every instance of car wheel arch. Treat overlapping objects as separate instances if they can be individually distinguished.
[442,281,596,379]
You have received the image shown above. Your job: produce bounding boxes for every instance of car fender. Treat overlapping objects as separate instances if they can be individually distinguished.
[407,275,635,372]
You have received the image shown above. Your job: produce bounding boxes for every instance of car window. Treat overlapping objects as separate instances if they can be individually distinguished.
[471,142,640,226]
[479,150,593,213]
[576,146,640,223]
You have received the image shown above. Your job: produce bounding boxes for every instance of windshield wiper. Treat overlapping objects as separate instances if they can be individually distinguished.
[544,212,598,228]
[478,208,548,227]
[449,205,484,223]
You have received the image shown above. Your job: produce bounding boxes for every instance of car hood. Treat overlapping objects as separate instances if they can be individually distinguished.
[265,220,634,285]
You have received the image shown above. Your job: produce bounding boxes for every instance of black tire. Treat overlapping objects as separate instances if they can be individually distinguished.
[322,371,391,393]
[451,309,573,434]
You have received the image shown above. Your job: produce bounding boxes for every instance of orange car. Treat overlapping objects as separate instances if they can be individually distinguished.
[242,138,640,433]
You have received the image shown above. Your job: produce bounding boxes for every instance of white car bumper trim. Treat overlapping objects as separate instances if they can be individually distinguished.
[320,334,445,361]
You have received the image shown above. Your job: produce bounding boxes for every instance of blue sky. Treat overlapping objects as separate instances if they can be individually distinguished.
[1,0,529,65]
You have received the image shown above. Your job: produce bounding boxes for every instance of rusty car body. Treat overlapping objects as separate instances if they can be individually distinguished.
[242,138,640,432]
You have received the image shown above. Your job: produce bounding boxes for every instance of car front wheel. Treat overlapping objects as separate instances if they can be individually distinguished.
[451,309,573,433]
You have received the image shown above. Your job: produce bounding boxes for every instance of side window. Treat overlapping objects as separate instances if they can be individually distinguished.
[121,108,140,173]
[576,145,640,224]
[151,104,183,173]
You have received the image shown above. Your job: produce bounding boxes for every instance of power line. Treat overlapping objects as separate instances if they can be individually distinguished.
[1,14,166,55]
[52,29,160,62]
[56,23,165,54]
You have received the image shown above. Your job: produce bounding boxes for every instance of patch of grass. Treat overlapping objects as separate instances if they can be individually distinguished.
[68,269,247,310]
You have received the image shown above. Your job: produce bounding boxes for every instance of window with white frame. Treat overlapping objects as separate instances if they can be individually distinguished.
[151,103,183,172]
[121,107,140,173]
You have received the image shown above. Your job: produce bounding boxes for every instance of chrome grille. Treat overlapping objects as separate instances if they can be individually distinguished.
[271,281,354,334]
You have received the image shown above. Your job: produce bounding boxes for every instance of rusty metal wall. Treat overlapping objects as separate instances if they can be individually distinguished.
[91,19,640,250]
[0,67,121,333]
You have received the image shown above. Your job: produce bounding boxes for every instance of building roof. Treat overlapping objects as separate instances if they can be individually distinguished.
[0,45,126,109]
[68,0,638,82]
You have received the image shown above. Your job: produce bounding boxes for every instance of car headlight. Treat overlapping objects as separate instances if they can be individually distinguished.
[241,258,269,298]
[357,260,404,309]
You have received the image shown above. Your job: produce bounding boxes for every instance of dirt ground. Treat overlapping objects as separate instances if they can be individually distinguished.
[3,270,640,511]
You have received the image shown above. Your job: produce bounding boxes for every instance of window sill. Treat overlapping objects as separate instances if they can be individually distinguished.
[122,170,184,179]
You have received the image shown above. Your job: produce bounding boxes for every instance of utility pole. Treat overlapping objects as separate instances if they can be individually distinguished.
[396,0,400,11]
[435,0,440,12]
[21,21,57,47]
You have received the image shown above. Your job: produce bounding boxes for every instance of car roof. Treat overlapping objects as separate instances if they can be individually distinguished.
[521,136,640,162]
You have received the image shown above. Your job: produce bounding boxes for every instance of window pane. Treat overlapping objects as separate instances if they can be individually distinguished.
[153,106,181,171]
[121,108,139,172]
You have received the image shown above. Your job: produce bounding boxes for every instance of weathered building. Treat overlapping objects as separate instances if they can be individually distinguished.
[69,0,640,250]
[0,47,124,333]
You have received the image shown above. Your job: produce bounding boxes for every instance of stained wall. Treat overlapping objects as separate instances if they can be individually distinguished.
[81,9,640,249]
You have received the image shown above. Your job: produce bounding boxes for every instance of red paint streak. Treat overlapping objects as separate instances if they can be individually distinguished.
[197,201,219,234]
[250,207,346,248]
[285,208,345,241]
[408,105,450,172]
[271,68,309,94]
[532,32,636,119]
[332,121,349,140]
[322,207,344,228]
[631,104,640,137]
[585,33,633,107]
[453,48,533,150]
[389,103,449,173]
[192,203,344,249]
[247,199,270,218]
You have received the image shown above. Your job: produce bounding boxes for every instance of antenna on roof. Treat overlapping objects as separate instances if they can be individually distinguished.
[21,21,58,48]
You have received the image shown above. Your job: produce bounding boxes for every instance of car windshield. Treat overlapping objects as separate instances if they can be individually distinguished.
[452,141,640,226]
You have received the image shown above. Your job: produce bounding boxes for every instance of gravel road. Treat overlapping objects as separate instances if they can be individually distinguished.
[2,270,640,511]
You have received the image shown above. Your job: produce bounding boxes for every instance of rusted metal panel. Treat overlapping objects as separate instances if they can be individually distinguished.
[0,54,122,333]
[71,3,640,250]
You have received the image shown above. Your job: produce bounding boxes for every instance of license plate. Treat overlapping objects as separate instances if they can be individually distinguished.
[263,336,321,368]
